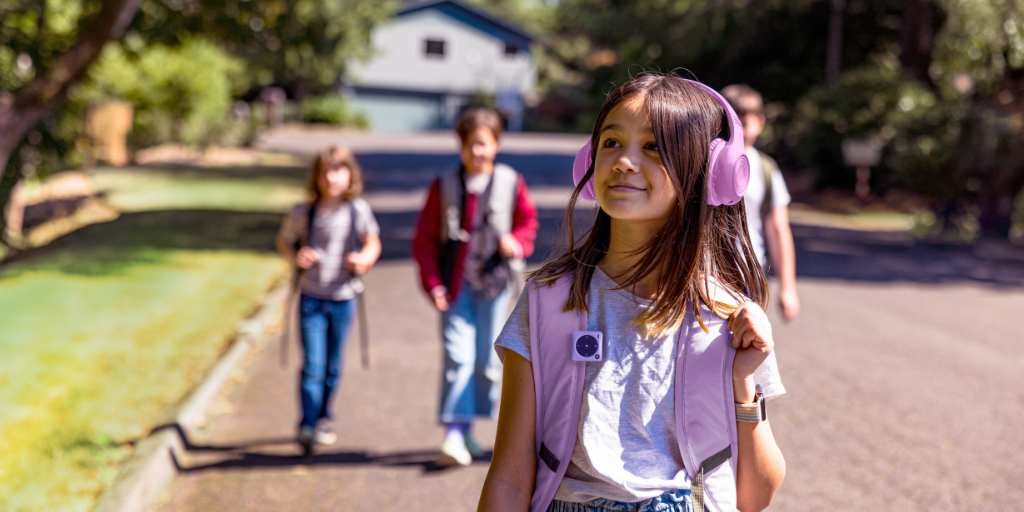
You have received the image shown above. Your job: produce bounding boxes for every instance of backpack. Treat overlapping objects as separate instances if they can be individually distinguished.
[437,164,522,298]
[521,276,739,512]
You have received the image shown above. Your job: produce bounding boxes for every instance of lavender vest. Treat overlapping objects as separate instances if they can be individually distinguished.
[527,276,739,512]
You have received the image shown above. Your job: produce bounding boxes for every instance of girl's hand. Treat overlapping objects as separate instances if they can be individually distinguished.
[729,302,774,384]
[498,234,522,259]
[295,246,321,269]
[345,251,374,275]
[430,286,450,312]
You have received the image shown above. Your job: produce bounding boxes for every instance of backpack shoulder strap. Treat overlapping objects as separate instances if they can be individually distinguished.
[527,275,589,511]
[439,170,468,242]
[347,200,363,252]
[486,164,519,234]
[299,201,317,248]
[758,150,779,220]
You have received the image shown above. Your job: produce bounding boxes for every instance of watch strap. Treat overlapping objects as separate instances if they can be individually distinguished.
[735,392,766,423]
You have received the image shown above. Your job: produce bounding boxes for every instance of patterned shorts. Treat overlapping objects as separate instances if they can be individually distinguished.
[547,489,693,512]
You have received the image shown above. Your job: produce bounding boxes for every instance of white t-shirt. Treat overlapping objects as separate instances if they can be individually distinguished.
[494,269,786,503]
[743,148,792,267]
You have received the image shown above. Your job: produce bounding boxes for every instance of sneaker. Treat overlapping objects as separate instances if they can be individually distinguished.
[297,426,315,455]
[464,434,487,459]
[314,421,337,446]
[437,435,472,466]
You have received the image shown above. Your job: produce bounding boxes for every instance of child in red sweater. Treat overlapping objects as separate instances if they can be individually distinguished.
[412,108,538,466]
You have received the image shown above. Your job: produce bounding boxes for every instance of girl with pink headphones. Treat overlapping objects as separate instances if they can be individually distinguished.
[479,73,787,512]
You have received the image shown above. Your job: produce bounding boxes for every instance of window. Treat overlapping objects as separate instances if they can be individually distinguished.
[504,43,520,57]
[424,38,446,58]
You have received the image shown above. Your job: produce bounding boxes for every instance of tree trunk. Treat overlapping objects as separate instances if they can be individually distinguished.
[977,189,1019,239]
[825,0,845,84]
[0,163,24,247]
[900,0,941,91]
[0,0,140,245]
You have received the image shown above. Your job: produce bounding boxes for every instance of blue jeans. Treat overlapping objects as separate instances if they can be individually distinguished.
[298,294,355,429]
[438,282,510,424]
[548,489,693,512]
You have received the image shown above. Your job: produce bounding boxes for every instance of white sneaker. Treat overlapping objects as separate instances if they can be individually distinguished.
[314,422,337,446]
[438,435,472,466]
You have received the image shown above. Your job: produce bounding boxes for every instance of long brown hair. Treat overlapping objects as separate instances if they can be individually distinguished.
[307,145,364,203]
[532,73,767,336]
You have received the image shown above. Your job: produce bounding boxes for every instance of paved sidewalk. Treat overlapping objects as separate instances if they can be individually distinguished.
[156,261,496,511]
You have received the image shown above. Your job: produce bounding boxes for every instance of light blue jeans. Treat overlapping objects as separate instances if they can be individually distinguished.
[438,281,510,424]
[548,489,693,512]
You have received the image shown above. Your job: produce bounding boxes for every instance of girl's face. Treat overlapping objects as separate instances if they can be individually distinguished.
[460,127,499,174]
[594,94,678,223]
[318,164,351,199]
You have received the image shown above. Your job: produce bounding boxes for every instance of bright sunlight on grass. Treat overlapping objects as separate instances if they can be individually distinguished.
[0,162,305,511]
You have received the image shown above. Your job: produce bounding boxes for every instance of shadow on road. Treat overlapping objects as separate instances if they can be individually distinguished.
[153,422,491,475]
[172,448,492,475]
[5,202,1021,289]
[793,224,1024,287]
[356,152,575,191]
[0,209,281,277]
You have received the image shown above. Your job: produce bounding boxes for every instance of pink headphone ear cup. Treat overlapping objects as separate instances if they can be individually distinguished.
[572,140,596,200]
[706,138,726,205]
[706,138,749,206]
[733,154,750,202]
[707,138,725,174]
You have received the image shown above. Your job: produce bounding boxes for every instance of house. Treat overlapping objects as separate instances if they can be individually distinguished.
[345,0,536,132]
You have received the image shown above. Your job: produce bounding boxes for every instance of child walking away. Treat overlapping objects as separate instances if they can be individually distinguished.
[412,108,539,467]
[276,146,381,455]
[480,74,787,512]
[721,84,801,322]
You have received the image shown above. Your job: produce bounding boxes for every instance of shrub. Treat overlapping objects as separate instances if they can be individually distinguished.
[786,60,935,190]
[80,38,246,147]
[299,95,368,128]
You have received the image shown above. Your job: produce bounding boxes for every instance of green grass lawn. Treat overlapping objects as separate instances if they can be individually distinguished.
[0,163,306,511]
[789,202,925,232]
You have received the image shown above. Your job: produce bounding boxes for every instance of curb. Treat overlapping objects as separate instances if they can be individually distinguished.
[94,280,292,512]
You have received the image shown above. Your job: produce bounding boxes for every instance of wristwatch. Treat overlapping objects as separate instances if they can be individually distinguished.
[735,390,766,423]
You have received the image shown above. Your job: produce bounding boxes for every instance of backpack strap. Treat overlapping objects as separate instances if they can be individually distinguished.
[438,170,468,290]
[347,200,371,369]
[486,164,519,236]
[304,201,317,246]
[439,169,469,243]
[281,200,317,368]
[758,150,779,220]
[692,445,733,512]
[528,276,588,512]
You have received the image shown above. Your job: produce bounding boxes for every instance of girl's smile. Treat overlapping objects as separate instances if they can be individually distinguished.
[606,182,648,193]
